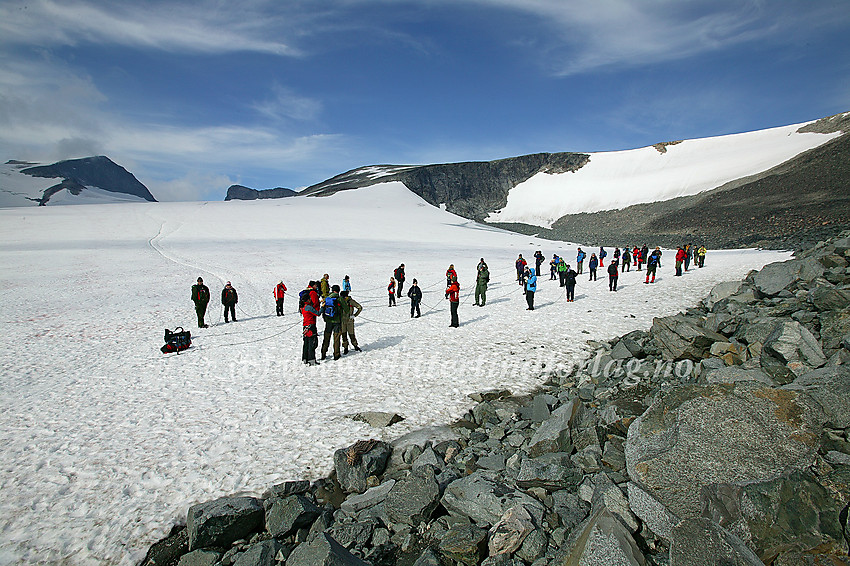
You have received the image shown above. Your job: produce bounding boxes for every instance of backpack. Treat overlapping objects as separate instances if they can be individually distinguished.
[161,327,191,354]
[298,289,312,311]
[324,296,338,319]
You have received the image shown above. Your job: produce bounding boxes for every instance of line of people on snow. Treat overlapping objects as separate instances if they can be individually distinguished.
[188,243,708,364]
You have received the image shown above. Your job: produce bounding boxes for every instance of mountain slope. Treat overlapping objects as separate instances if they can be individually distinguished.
[0,156,155,206]
[224,185,297,200]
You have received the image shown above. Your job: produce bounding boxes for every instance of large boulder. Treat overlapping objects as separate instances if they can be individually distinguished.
[783,365,850,428]
[625,383,823,526]
[668,518,763,566]
[516,452,582,491]
[265,495,320,538]
[818,308,850,352]
[650,315,727,361]
[438,524,488,566]
[186,496,264,551]
[752,258,824,296]
[762,320,827,374]
[333,440,392,494]
[441,471,545,527]
[384,465,441,525]
[286,533,369,566]
[701,470,846,562]
[527,400,580,457]
[232,539,281,566]
[559,507,645,566]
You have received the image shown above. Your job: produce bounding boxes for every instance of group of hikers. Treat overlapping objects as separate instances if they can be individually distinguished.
[188,243,707,365]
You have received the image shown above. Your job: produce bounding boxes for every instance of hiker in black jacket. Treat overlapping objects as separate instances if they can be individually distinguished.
[564,266,578,302]
[191,277,210,327]
[221,281,238,322]
[394,264,406,297]
[407,279,422,318]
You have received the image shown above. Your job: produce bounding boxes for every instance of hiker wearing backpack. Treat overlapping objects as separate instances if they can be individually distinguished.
[622,248,631,272]
[515,254,527,285]
[446,278,460,327]
[588,253,599,281]
[525,268,537,310]
[475,262,489,306]
[387,277,397,307]
[675,246,686,276]
[557,257,568,287]
[221,282,238,323]
[339,290,362,354]
[608,261,620,291]
[599,247,607,267]
[342,275,351,292]
[645,249,660,283]
[576,248,586,274]
[408,279,423,317]
[300,281,321,365]
[640,245,649,271]
[191,277,210,328]
[394,264,406,298]
[274,281,287,316]
[320,285,344,360]
[534,251,545,280]
[564,265,578,302]
[446,264,457,298]
[550,255,559,280]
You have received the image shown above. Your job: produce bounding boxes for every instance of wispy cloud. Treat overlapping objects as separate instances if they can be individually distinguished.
[251,84,323,123]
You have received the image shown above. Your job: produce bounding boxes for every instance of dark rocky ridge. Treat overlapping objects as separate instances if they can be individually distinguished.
[225,185,298,201]
[298,153,590,222]
[141,231,850,566]
[21,156,156,204]
[491,130,850,250]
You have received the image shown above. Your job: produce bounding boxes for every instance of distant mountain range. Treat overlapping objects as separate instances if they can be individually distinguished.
[0,156,156,206]
[228,112,849,249]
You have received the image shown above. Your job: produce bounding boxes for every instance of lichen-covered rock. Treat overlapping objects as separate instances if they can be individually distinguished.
[625,383,823,524]
[782,365,850,428]
[762,320,827,373]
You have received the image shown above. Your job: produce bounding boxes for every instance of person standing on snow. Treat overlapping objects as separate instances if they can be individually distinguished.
[475,262,489,306]
[408,279,423,317]
[515,254,528,285]
[191,277,210,328]
[342,275,351,293]
[446,278,460,327]
[645,249,660,284]
[634,246,642,270]
[697,245,707,268]
[221,281,238,323]
[274,280,287,316]
[557,257,568,287]
[550,255,559,280]
[320,285,343,360]
[599,247,607,267]
[640,245,649,271]
[525,268,537,310]
[446,264,457,287]
[320,274,330,298]
[608,261,620,291]
[339,290,362,354]
[300,281,321,365]
[394,264,406,298]
[534,251,545,280]
[683,244,692,271]
[387,277,397,307]
[576,247,586,274]
[675,246,686,276]
[622,248,631,272]
[588,253,599,281]
[564,265,578,302]
[613,247,621,264]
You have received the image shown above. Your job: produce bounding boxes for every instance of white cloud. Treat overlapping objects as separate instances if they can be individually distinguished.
[251,85,323,122]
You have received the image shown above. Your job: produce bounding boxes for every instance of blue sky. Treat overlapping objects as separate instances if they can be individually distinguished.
[1,0,848,201]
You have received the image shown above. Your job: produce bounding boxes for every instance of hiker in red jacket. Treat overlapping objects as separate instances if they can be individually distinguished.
[300,281,321,365]
[273,281,287,316]
[447,279,460,327]
[675,247,686,276]
[515,254,528,285]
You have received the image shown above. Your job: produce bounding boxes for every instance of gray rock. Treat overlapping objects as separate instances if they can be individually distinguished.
[285,533,368,566]
[340,480,396,514]
[263,480,310,499]
[488,504,536,556]
[327,518,379,551]
[668,518,763,566]
[808,286,850,311]
[650,315,727,361]
[412,548,444,566]
[385,465,441,526]
[232,539,280,566]
[527,400,578,457]
[516,452,583,491]
[783,365,850,428]
[187,496,264,551]
[562,507,646,566]
[752,258,825,296]
[476,453,507,471]
[438,524,488,566]
[625,383,822,523]
[707,281,745,309]
[626,482,679,541]
[333,440,392,494]
[412,446,444,471]
[819,309,850,351]
[530,394,552,422]
[515,528,547,563]
[589,475,639,533]
[140,526,188,566]
[177,549,221,566]
[703,367,775,386]
[552,491,590,532]
[763,320,826,373]
[348,411,405,428]
[701,470,844,561]
[265,495,320,538]
[441,471,545,527]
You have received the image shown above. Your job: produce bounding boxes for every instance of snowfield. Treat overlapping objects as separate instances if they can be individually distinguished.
[487,121,841,227]
[0,183,789,565]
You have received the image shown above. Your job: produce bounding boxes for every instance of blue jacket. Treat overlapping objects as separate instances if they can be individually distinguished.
[589,256,599,269]
[577,250,586,262]
[525,270,537,292]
